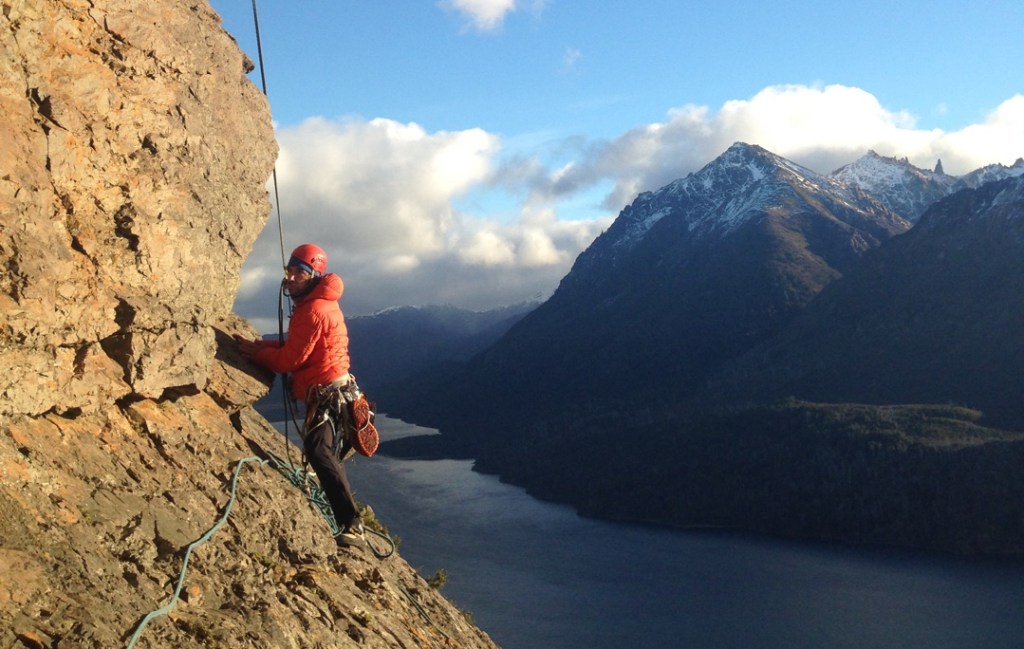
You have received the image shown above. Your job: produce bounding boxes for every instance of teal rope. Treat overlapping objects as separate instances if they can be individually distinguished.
[365,528,396,560]
[125,456,267,649]
[399,583,449,641]
[124,449,396,647]
[263,450,395,559]
[263,450,342,536]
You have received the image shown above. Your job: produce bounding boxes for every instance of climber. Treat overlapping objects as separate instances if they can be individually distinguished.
[235,243,366,548]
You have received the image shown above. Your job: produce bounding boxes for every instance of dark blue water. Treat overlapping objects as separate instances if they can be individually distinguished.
[333,417,1024,649]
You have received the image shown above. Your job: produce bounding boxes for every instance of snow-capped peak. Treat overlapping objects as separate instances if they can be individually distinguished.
[830,151,957,221]
[831,150,945,185]
[609,142,840,249]
[957,157,1024,189]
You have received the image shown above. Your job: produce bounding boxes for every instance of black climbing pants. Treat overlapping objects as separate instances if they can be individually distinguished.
[303,418,360,532]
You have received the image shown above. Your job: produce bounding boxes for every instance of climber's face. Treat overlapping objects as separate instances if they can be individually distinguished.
[284,265,314,296]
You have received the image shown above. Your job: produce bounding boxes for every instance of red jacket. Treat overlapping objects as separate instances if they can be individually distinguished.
[253,273,351,402]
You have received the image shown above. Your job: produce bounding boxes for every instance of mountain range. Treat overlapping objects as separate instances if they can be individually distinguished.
[383,143,1024,428]
[368,142,1024,554]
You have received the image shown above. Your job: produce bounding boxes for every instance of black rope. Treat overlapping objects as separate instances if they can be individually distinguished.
[250,0,294,465]
[276,279,298,466]
[250,0,287,269]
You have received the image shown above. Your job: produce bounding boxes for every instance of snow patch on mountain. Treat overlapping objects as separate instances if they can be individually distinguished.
[830,150,939,189]
[993,175,1024,207]
[606,144,1022,256]
[615,205,673,247]
[957,157,1024,189]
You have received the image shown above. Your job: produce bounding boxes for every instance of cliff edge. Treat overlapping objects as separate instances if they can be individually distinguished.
[0,2,498,647]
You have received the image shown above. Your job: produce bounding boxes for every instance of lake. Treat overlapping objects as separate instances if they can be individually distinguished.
[289,416,1024,649]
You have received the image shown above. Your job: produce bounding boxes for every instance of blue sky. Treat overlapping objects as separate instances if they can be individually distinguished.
[211,0,1024,330]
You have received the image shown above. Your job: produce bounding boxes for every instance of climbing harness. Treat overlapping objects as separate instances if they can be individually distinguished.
[125,456,267,649]
[303,378,380,459]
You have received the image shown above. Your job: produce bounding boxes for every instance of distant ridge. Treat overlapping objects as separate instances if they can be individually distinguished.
[348,302,537,391]
[256,302,536,421]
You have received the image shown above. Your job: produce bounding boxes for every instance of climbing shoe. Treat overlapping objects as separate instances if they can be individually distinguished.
[337,523,366,549]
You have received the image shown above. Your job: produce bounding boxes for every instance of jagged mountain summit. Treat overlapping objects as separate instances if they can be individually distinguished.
[830,150,958,222]
[957,156,1024,189]
[585,142,908,262]
[829,150,1024,222]
[561,142,911,315]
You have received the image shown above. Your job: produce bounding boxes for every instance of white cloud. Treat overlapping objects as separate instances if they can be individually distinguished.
[439,0,517,31]
[235,85,1024,329]
[518,227,562,266]
[562,47,582,73]
[459,230,516,266]
[454,205,588,268]
[937,95,1024,172]
[273,117,494,256]
[235,262,282,302]
[235,114,610,324]
[543,85,1024,215]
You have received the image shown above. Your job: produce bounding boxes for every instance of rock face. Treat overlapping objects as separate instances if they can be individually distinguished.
[0,2,499,647]
[1,0,275,414]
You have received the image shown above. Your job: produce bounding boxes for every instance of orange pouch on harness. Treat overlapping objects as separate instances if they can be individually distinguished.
[348,393,379,457]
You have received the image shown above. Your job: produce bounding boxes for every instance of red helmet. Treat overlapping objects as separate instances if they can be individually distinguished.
[287,244,328,276]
